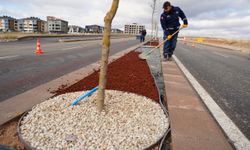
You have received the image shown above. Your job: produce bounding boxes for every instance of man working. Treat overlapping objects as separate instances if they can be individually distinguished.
[160,1,188,61]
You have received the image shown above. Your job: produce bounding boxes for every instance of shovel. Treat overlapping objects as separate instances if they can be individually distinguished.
[139,27,184,60]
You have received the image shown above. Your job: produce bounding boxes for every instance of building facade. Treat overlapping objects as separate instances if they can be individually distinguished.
[47,16,68,33]
[68,25,85,34]
[85,25,104,33]
[0,16,18,32]
[111,28,123,33]
[124,23,145,35]
[18,17,46,33]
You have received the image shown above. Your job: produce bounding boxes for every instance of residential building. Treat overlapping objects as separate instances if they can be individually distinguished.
[0,16,18,32]
[18,17,46,33]
[68,25,85,34]
[111,28,123,33]
[85,25,104,33]
[44,21,48,33]
[47,16,68,33]
[124,23,145,35]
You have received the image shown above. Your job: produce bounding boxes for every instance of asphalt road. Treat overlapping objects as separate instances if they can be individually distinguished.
[175,42,250,140]
[0,37,139,102]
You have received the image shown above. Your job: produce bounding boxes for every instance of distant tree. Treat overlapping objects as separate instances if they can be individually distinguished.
[96,0,120,111]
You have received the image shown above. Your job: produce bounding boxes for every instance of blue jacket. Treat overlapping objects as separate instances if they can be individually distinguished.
[160,6,188,35]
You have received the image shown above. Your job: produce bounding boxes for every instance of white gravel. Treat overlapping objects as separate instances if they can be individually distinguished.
[20,90,169,150]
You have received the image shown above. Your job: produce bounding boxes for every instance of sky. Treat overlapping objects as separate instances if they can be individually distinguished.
[0,0,250,39]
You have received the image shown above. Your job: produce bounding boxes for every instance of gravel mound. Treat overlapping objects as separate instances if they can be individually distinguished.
[20,90,169,150]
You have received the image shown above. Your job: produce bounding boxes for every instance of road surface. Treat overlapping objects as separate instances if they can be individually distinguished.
[175,42,250,140]
[0,37,138,102]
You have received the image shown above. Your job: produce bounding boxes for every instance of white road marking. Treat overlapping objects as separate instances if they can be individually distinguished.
[0,55,19,60]
[63,46,82,51]
[173,55,250,150]
[213,51,229,58]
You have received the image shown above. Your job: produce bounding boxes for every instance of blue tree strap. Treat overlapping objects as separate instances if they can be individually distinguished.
[71,86,98,106]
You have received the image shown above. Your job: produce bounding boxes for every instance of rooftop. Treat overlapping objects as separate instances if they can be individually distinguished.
[0,16,16,20]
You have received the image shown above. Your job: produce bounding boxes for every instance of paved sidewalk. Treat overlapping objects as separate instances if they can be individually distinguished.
[162,60,234,150]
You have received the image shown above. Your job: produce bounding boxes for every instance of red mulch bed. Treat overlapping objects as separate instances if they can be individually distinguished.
[0,51,159,149]
[145,39,159,47]
[53,51,159,102]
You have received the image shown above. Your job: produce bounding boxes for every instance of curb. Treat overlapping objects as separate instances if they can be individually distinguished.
[0,41,146,126]
[58,36,133,43]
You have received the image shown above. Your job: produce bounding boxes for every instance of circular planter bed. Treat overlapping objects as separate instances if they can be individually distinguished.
[19,90,169,150]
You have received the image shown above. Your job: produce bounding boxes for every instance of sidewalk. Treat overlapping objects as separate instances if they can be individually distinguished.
[162,60,234,150]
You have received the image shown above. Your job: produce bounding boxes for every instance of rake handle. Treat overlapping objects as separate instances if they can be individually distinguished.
[156,27,183,48]
[144,27,183,54]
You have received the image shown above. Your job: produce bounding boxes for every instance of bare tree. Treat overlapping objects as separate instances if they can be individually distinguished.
[96,0,120,111]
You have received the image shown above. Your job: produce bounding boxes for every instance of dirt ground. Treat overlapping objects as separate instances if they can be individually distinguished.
[0,118,24,149]
[0,51,159,149]
[187,37,250,52]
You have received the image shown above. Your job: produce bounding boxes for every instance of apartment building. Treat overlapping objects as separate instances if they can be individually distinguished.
[68,25,85,34]
[124,23,145,35]
[85,25,104,33]
[47,16,68,33]
[0,16,18,32]
[111,28,123,33]
[18,17,46,33]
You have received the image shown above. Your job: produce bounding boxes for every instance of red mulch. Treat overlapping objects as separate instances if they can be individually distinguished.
[145,40,159,46]
[54,51,159,101]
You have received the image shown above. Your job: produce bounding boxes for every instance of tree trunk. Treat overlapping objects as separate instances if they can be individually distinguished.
[96,0,120,112]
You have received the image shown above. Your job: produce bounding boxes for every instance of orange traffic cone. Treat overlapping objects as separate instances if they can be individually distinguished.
[192,43,196,48]
[35,38,44,54]
[183,37,187,44]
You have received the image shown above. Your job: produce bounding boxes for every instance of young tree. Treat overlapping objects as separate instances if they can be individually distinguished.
[96,0,120,111]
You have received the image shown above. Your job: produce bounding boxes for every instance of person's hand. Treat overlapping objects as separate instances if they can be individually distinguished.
[167,35,172,40]
[182,24,188,28]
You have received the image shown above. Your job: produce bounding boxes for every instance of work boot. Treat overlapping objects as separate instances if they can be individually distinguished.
[168,54,173,61]
[163,56,168,62]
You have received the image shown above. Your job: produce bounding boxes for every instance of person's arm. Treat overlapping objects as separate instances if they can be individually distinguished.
[177,7,188,26]
[160,14,170,35]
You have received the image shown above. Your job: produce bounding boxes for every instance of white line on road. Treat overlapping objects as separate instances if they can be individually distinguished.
[213,51,229,58]
[173,55,250,150]
[62,46,82,51]
[0,55,19,60]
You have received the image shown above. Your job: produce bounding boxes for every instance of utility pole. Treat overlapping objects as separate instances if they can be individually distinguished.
[151,0,157,38]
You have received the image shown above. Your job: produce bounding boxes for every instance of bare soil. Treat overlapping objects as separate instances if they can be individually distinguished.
[187,37,250,52]
[0,118,24,149]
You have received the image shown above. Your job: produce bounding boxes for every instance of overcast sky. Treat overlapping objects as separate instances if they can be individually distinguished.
[0,0,250,39]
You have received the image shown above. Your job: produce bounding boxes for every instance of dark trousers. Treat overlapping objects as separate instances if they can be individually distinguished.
[163,32,178,58]
[140,35,145,42]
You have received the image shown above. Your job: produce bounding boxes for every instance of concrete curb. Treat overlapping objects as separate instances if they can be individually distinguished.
[59,36,133,43]
[0,41,146,126]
